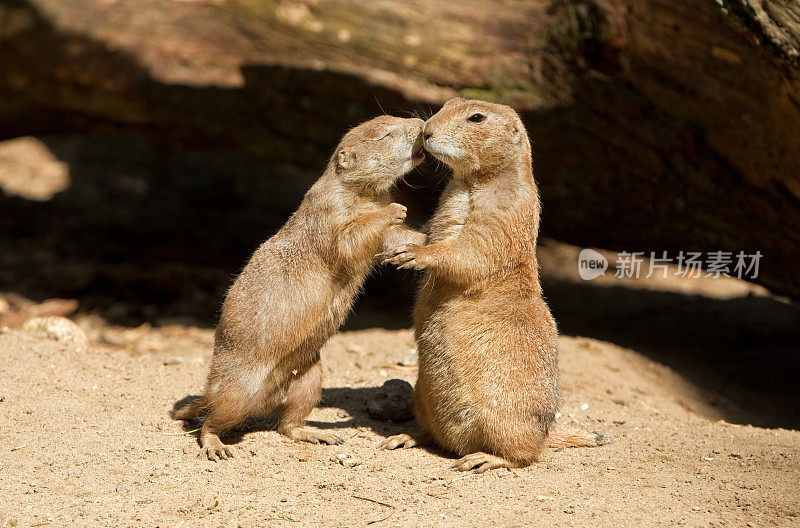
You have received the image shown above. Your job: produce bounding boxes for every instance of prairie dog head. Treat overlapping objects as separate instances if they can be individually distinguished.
[334,116,425,194]
[423,98,531,179]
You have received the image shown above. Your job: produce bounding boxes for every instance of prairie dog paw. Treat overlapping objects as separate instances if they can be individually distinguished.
[283,426,344,445]
[450,452,516,473]
[376,244,426,270]
[198,439,235,461]
[385,203,407,224]
[379,434,418,450]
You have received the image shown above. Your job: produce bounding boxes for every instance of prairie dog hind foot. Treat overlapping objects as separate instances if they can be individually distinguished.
[198,434,235,461]
[379,431,433,450]
[279,424,344,445]
[450,452,520,473]
[379,433,423,450]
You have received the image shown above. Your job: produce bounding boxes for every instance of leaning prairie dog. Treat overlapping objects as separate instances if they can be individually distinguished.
[172,115,426,460]
[379,98,606,472]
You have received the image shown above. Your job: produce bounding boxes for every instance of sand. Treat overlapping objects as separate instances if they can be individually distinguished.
[1,319,797,527]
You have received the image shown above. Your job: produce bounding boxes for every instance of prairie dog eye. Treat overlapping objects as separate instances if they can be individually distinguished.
[468,113,486,123]
[367,131,394,141]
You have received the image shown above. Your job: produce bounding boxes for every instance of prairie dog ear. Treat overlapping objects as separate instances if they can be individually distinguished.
[337,149,356,171]
[506,119,523,144]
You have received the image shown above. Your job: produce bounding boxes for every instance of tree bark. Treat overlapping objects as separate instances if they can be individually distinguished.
[1,0,799,298]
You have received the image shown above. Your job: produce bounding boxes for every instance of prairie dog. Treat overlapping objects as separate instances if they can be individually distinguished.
[172,116,426,460]
[379,99,603,472]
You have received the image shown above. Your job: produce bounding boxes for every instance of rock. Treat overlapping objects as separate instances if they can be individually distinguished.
[162,357,185,366]
[366,379,414,422]
[341,457,362,468]
[29,298,79,319]
[346,344,364,355]
[398,348,418,367]
[22,316,88,351]
[0,137,69,200]
[100,330,125,347]
[331,454,362,468]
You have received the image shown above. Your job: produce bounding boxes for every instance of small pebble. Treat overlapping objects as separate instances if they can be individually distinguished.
[398,348,418,367]
[341,457,362,468]
[331,453,361,467]
[22,316,88,351]
[580,403,589,411]
[346,344,364,354]
[163,357,185,366]
[100,330,125,347]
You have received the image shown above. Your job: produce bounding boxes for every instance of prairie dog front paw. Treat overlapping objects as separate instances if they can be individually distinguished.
[384,203,407,225]
[376,244,427,270]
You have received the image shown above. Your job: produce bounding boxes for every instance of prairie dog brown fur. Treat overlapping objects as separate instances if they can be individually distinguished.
[379,99,603,472]
[172,116,426,460]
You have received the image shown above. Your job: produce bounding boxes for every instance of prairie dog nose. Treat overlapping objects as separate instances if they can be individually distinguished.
[405,118,425,138]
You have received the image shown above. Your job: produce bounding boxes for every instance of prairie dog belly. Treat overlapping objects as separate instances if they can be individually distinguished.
[219,242,360,359]
[414,289,559,453]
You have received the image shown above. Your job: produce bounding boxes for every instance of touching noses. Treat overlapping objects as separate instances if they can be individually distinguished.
[423,123,433,141]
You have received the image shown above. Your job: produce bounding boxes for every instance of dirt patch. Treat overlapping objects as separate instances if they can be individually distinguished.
[0,325,797,527]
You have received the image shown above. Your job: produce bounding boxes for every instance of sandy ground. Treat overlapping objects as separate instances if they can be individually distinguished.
[1,321,798,528]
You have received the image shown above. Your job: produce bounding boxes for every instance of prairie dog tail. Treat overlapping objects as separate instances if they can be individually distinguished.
[170,397,206,421]
[545,427,610,448]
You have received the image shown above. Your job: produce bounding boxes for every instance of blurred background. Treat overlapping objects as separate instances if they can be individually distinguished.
[1,0,799,427]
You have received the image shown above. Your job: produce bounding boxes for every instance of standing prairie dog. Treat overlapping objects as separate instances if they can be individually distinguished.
[172,116,427,460]
[379,99,605,472]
